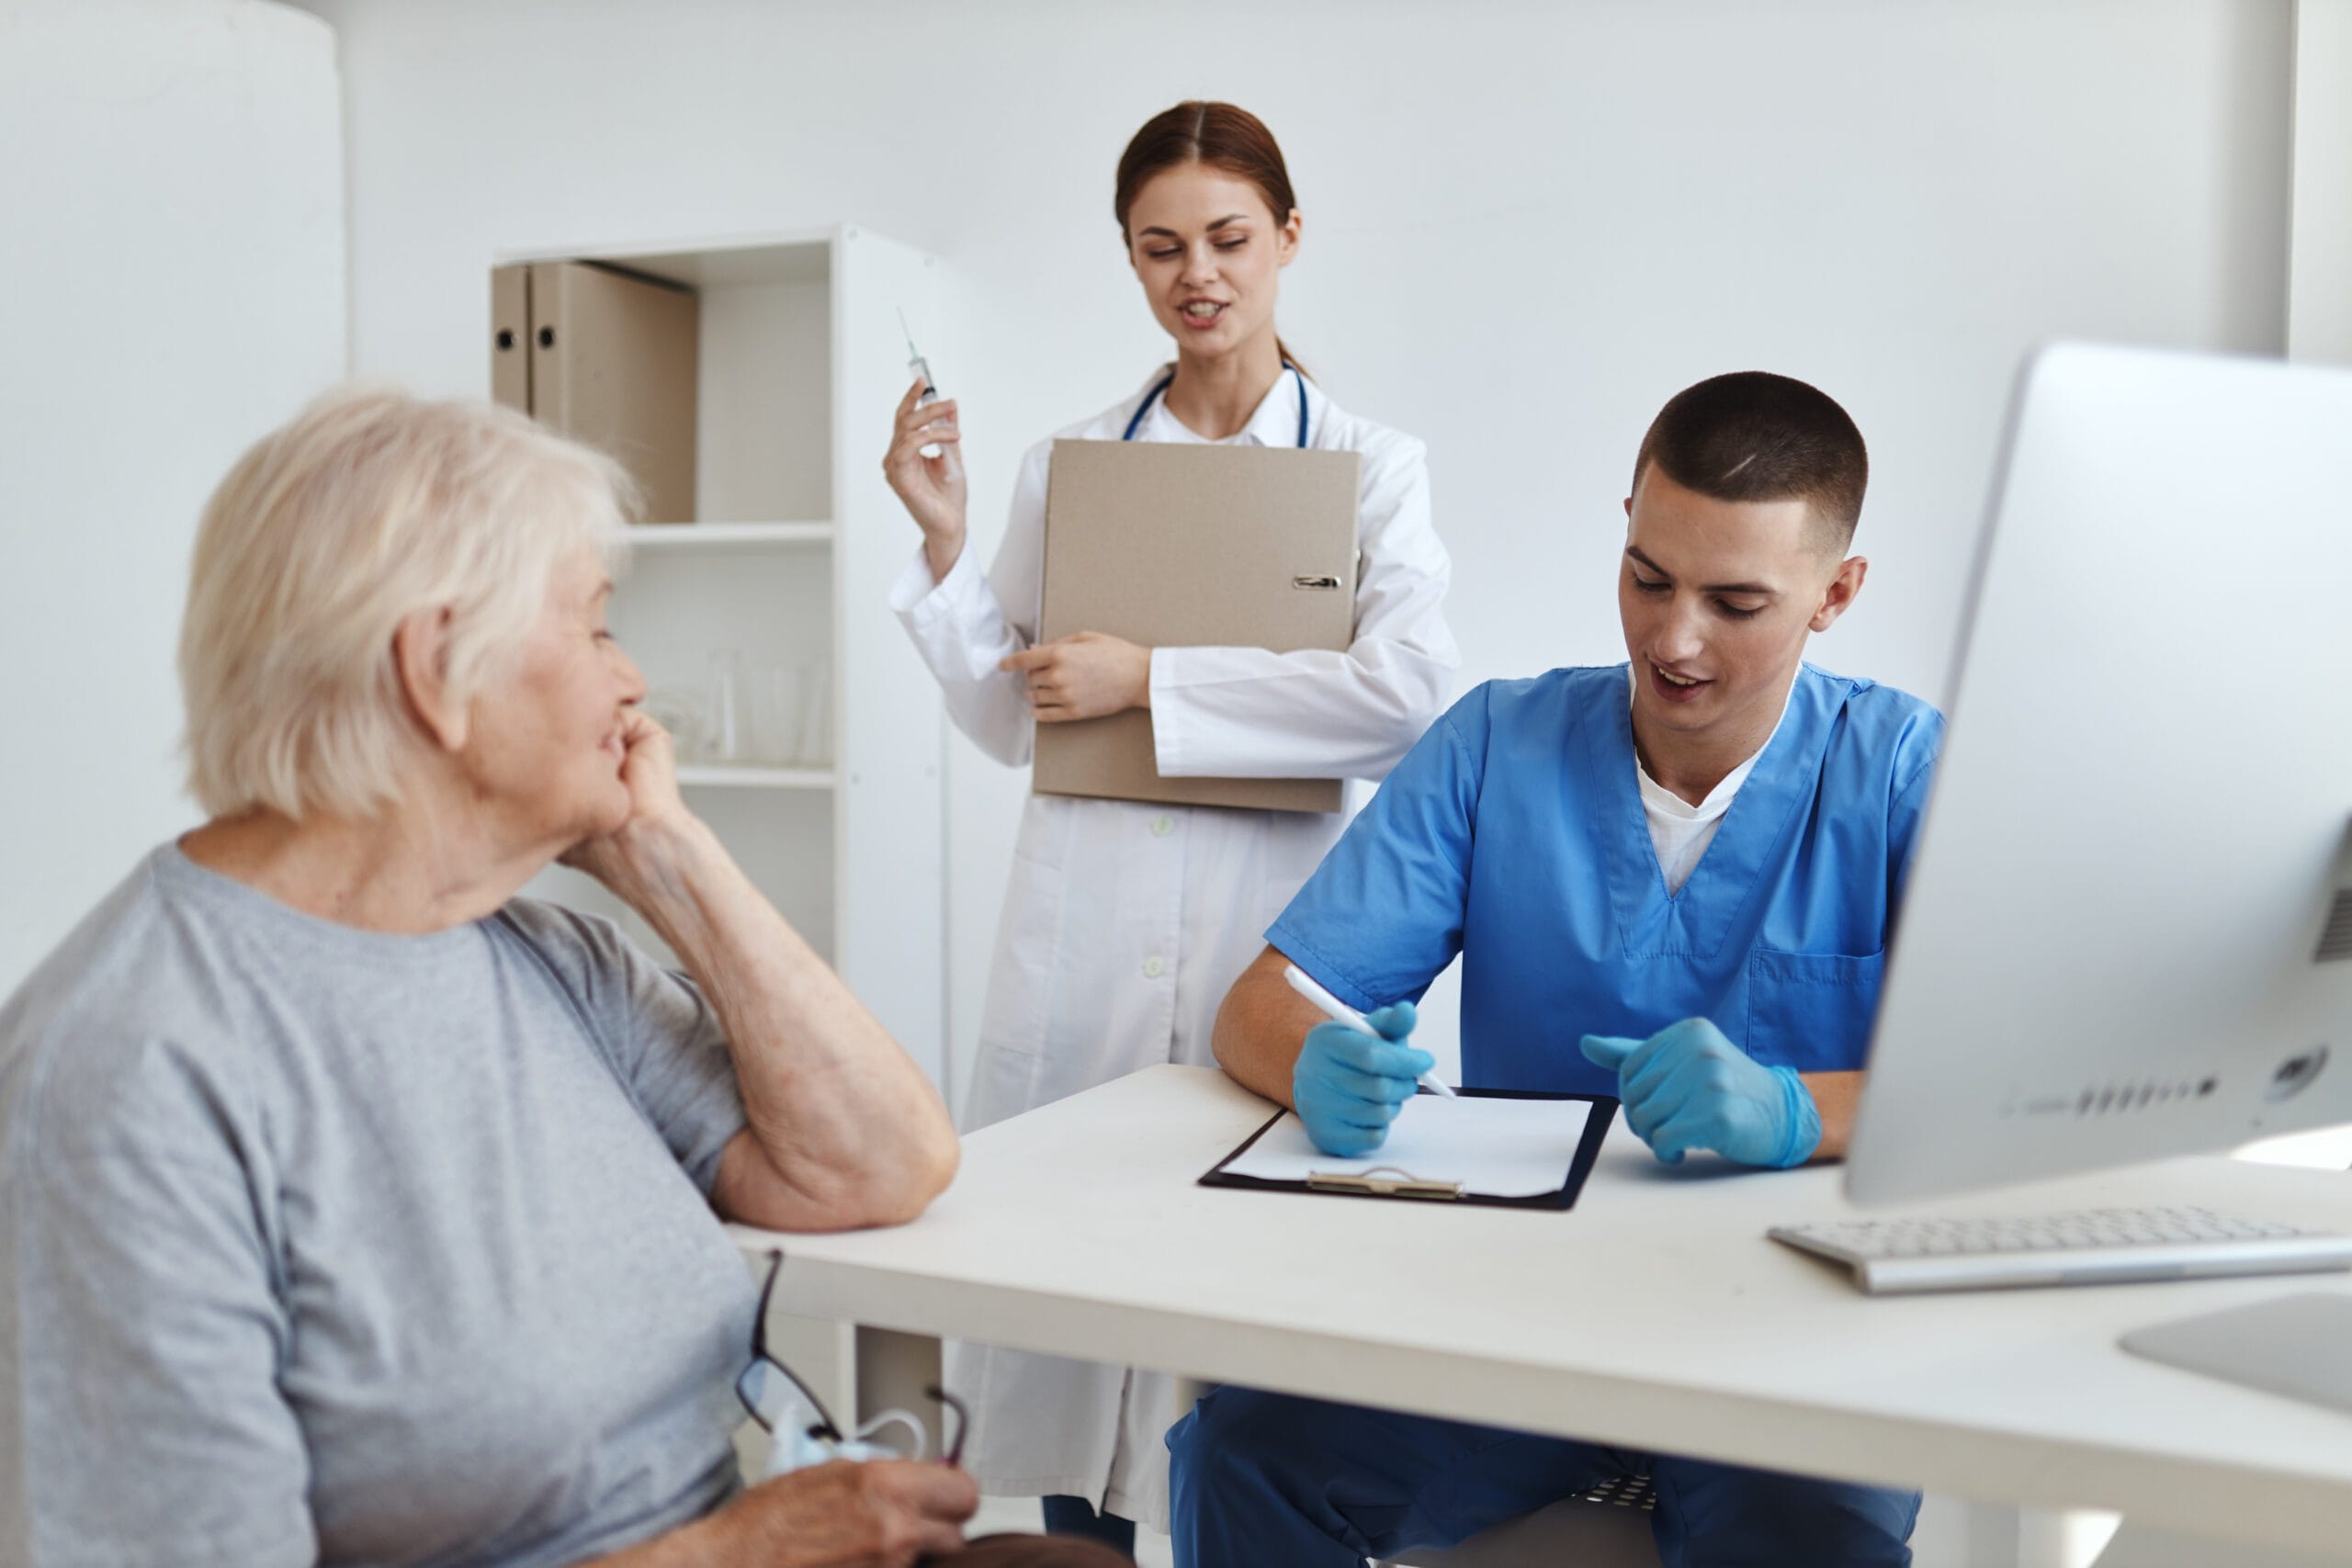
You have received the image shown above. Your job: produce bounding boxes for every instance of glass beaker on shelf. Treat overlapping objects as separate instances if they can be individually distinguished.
[751,663,803,768]
[705,648,748,764]
[795,658,832,770]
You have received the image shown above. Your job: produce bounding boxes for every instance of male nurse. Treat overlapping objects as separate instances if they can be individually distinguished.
[1169,372,1940,1567]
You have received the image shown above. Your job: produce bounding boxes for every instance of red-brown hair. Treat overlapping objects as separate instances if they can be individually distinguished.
[1114,101,1306,376]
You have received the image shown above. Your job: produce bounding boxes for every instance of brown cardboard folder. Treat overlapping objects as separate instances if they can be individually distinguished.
[489,265,532,412]
[1035,439,1361,813]
[491,260,699,524]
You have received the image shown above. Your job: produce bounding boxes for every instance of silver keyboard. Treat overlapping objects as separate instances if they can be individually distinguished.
[1769,1205,2352,1295]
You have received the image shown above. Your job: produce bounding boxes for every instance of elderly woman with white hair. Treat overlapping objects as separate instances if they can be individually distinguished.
[0,390,1124,1568]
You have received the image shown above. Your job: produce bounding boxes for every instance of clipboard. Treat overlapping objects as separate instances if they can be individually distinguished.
[1198,1089,1620,1212]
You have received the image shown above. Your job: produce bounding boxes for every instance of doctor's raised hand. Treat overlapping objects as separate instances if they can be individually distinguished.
[883,376,967,582]
[1580,1019,1823,1168]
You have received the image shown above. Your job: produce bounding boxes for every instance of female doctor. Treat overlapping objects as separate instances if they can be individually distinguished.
[881,100,1459,1552]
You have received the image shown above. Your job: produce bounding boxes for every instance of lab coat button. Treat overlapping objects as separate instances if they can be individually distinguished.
[1142,956,1166,979]
[1150,815,1175,838]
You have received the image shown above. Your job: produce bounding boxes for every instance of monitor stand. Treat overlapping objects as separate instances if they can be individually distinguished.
[2118,1292,2352,1416]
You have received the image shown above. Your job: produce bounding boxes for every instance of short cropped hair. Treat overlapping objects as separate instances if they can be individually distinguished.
[178,386,634,820]
[1631,372,1869,550]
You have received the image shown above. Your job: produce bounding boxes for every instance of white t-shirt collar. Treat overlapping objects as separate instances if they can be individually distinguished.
[1627,663,1797,822]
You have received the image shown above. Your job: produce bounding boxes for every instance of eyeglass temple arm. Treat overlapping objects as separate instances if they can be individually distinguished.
[752,1249,847,1440]
[925,1383,969,1466]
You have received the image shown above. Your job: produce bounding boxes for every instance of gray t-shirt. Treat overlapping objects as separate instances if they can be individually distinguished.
[0,845,756,1567]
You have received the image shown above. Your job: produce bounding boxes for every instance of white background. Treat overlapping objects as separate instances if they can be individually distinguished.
[0,0,345,992]
[6,1,2301,1083]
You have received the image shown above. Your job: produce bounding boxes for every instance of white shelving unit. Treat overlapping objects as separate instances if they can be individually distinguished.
[673,764,837,791]
[625,521,834,550]
[496,224,949,1094]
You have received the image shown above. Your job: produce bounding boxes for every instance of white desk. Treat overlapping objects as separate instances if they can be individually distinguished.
[733,1066,2352,1558]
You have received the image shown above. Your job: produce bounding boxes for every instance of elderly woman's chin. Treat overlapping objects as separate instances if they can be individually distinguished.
[541,764,637,858]
[582,779,636,841]
[487,749,639,869]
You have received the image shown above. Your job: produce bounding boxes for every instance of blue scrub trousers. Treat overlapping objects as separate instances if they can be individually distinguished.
[1168,1387,1919,1567]
[1041,1495,1136,1556]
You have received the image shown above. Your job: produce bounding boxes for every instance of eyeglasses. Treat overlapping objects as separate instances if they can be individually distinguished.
[737,1249,969,1467]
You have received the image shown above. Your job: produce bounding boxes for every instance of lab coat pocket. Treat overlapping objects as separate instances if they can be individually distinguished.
[1744,949,1886,1074]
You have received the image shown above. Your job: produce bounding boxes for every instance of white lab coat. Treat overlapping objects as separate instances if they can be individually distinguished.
[888,366,1458,1528]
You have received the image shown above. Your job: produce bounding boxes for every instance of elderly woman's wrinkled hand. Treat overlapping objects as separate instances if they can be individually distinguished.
[704,1458,978,1567]
[559,707,696,891]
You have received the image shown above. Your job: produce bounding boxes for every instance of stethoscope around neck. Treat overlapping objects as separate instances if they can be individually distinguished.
[1123,364,1311,447]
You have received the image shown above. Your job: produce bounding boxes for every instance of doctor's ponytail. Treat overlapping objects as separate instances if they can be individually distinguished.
[1115,100,1309,380]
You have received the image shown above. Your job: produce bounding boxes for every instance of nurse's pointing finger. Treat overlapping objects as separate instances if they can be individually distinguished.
[1623,1041,1692,1106]
[1623,1070,1698,1144]
[1643,1113,1702,1166]
[1579,1034,1641,1075]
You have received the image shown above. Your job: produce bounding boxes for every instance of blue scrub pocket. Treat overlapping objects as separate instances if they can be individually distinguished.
[1744,950,1886,1073]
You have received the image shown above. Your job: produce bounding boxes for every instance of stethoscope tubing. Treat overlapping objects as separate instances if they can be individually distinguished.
[1123,365,1310,447]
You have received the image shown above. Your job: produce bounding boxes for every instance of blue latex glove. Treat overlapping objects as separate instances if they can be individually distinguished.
[1578,1018,1821,1168]
[1292,1000,1430,1156]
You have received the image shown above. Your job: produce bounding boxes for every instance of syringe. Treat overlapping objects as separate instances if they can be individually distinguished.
[899,308,962,482]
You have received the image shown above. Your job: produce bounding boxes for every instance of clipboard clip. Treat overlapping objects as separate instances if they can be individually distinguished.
[1306,1165,1464,1200]
[1292,574,1342,591]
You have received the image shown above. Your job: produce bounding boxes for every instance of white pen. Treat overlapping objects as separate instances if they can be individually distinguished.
[1283,964,1457,1098]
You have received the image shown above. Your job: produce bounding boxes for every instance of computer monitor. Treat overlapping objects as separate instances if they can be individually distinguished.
[1846,342,2352,1209]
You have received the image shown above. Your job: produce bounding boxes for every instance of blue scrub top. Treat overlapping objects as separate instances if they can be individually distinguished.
[1267,663,1943,1096]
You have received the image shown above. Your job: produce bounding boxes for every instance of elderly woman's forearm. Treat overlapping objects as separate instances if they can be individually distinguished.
[597,815,957,1225]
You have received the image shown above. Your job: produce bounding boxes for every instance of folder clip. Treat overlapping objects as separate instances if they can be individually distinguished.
[1306,1165,1464,1200]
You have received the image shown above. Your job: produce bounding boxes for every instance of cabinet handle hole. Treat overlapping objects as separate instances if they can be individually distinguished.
[537,326,555,349]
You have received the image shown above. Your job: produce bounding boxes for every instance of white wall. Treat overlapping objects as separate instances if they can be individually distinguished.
[0,0,346,992]
[295,0,2291,1078]
[2290,0,2352,361]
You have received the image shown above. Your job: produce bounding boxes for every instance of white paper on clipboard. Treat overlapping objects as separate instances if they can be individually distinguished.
[1225,1095,1596,1199]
